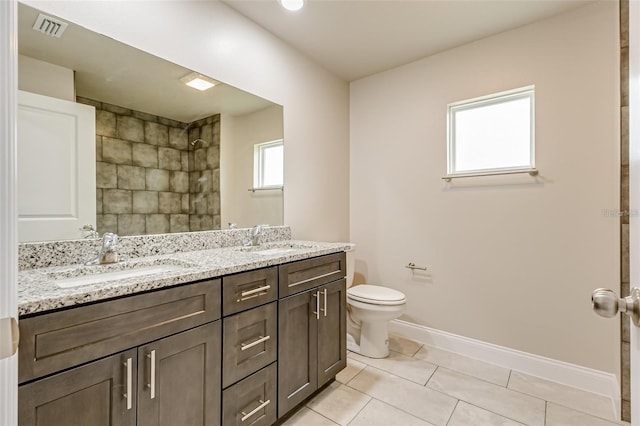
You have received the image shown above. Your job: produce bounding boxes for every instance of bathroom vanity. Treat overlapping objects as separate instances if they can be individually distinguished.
[16,232,347,426]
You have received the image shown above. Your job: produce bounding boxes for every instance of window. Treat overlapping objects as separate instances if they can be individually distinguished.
[254,139,284,189]
[447,86,535,177]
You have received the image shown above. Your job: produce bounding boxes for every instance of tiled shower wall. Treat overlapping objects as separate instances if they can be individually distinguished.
[620,0,630,421]
[76,97,220,236]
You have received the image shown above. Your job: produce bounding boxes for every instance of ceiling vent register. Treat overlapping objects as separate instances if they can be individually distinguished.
[32,13,68,38]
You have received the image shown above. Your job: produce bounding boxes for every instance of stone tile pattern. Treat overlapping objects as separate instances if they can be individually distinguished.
[619,1,630,422]
[282,334,627,426]
[77,97,221,236]
[187,114,221,231]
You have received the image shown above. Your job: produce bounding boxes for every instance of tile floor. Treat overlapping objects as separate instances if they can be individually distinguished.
[282,334,629,426]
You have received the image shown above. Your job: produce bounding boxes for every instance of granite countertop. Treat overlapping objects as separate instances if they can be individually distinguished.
[18,240,350,316]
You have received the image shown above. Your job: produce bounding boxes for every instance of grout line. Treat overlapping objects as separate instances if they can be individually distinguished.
[445,399,460,425]
[424,365,438,387]
[345,397,373,425]
[306,406,341,426]
[460,401,529,426]
[506,369,513,388]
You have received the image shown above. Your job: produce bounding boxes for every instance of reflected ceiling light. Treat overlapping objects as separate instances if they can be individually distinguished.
[180,72,218,91]
[279,0,304,12]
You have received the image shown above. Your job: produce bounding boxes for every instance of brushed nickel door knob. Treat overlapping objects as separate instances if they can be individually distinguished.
[592,287,640,326]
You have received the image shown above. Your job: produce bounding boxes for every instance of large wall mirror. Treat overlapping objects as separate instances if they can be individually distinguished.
[17,2,284,242]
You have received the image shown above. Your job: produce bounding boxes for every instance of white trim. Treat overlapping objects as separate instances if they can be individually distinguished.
[389,319,621,421]
[0,0,19,424]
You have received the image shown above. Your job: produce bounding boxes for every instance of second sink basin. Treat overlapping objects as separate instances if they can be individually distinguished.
[237,242,314,256]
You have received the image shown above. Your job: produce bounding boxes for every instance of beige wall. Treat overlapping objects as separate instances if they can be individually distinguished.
[350,2,620,373]
[24,0,350,242]
[18,54,74,101]
[221,105,284,228]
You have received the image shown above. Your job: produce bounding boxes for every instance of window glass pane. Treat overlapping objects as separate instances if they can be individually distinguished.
[449,88,534,175]
[261,144,283,186]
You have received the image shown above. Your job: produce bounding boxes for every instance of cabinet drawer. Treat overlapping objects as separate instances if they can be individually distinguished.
[222,267,277,316]
[279,252,346,297]
[19,279,221,383]
[222,363,276,426]
[222,302,277,388]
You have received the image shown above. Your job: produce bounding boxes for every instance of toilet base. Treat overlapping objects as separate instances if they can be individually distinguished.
[346,318,390,359]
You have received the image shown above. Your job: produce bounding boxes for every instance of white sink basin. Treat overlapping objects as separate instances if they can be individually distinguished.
[50,260,194,288]
[237,243,314,256]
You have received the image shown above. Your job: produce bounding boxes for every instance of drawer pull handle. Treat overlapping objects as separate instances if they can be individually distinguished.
[239,285,271,301]
[241,399,270,422]
[124,357,132,410]
[240,335,271,351]
[147,349,156,399]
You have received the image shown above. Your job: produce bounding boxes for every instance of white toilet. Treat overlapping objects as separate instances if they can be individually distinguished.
[345,244,407,358]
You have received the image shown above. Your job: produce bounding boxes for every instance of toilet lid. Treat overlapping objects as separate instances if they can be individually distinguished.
[347,284,407,305]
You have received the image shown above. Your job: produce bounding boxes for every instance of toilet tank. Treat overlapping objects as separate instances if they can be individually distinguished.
[344,243,356,288]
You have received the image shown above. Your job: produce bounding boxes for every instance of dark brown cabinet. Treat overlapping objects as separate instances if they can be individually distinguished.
[137,322,221,426]
[18,251,347,426]
[19,349,137,426]
[277,278,347,417]
[19,322,221,426]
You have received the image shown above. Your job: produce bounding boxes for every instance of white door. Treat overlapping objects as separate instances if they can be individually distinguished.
[0,0,19,424]
[17,90,96,242]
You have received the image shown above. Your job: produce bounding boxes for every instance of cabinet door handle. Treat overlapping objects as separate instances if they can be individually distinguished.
[323,288,328,317]
[240,335,271,351]
[312,291,320,319]
[147,349,156,399]
[124,357,132,410]
[239,284,271,301]
[241,399,270,422]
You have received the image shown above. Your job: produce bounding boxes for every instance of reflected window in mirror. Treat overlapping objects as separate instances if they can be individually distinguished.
[254,140,284,190]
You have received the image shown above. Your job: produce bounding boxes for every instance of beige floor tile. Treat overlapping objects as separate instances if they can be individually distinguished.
[507,371,616,421]
[348,399,436,426]
[306,381,371,425]
[347,366,457,426]
[336,357,367,384]
[426,368,545,426]
[388,333,424,356]
[414,345,510,386]
[281,407,339,426]
[545,403,624,426]
[349,350,437,385]
[447,401,526,426]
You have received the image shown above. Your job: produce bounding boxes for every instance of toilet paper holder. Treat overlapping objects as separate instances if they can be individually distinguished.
[405,262,427,271]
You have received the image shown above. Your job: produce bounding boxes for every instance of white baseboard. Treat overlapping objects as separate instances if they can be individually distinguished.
[388,319,621,421]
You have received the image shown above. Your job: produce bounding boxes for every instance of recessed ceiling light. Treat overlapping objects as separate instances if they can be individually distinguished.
[180,72,218,91]
[279,0,304,12]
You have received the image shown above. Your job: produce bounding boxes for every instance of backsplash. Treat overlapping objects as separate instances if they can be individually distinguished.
[76,97,221,236]
[18,226,291,270]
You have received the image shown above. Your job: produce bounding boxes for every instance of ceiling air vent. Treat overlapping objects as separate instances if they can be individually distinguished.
[32,13,68,38]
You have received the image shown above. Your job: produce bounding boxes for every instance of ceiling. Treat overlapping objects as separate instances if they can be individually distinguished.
[222,0,598,81]
[18,3,275,123]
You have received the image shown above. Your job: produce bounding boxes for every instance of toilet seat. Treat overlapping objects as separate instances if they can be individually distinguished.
[347,284,406,306]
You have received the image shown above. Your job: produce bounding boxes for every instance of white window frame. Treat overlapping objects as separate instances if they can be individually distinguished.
[447,85,535,178]
[253,139,284,189]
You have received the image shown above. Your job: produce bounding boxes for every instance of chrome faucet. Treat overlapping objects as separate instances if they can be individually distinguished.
[85,232,120,265]
[243,225,263,247]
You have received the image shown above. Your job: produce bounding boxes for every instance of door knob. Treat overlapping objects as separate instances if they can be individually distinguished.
[592,287,640,326]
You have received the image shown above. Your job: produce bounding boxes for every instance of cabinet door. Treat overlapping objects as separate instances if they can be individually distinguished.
[317,279,347,387]
[137,322,221,426]
[277,290,318,417]
[19,349,137,426]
